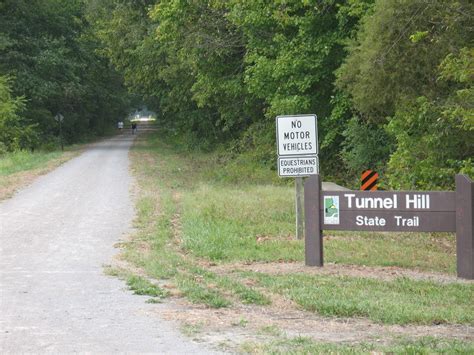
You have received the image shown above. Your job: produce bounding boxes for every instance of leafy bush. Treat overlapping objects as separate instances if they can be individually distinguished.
[0,76,38,152]
[386,49,474,190]
[341,116,393,182]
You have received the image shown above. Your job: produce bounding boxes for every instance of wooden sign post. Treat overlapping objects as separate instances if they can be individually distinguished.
[456,175,473,279]
[276,114,318,240]
[304,174,474,279]
[54,113,64,151]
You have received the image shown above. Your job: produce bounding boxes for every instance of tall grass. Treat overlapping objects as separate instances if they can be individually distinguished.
[0,150,62,176]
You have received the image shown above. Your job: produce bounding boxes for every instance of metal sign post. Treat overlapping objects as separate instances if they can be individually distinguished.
[276,114,318,240]
[55,113,64,151]
[295,177,304,240]
[304,174,474,279]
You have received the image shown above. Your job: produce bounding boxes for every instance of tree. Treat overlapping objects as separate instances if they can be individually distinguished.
[0,0,131,148]
[0,75,37,153]
[386,48,474,189]
[337,0,473,187]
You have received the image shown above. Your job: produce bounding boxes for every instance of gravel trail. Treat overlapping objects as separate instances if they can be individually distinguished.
[0,135,215,354]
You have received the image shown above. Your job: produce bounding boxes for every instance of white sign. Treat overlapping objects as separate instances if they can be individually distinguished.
[278,156,318,177]
[276,115,318,156]
[324,196,340,225]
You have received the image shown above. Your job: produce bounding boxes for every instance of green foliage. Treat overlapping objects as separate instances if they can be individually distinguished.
[89,0,372,171]
[0,76,38,152]
[337,0,472,122]
[0,0,131,149]
[386,98,470,190]
[386,48,474,189]
[230,1,354,119]
[337,0,473,188]
[439,48,474,132]
[341,116,393,181]
[2,0,471,188]
[86,0,473,189]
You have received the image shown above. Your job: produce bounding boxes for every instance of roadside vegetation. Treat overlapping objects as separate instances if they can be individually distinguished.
[0,1,132,155]
[241,336,474,354]
[115,130,474,353]
[0,150,64,176]
[90,0,473,190]
[0,129,122,200]
[0,147,83,200]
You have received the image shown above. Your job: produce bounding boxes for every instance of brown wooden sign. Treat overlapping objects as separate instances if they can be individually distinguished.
[304,174,474,280]
[320,191,456,232]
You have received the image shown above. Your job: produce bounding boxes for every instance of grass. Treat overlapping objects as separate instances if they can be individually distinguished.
[325,231,456,273]
[0,140,98,200]
[126,275,168,298]
[181,322,204,337]
[231,318,249,327]
[0,149,79,201]
[181,184,456,272]
[244,272,473,325]
[181,184,301,262]
[176,274,231,308]
[123,133,276,308]
[132,132,457,273]
[0,150,64,176]
[240,336,474,354]
[123,130,473,350]
[257,325,282,337]
[0,129,119,179]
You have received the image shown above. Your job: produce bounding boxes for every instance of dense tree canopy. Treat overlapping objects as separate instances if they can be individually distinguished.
[337,0,473,188]
[0,0,131,150]
[1,0,472,189]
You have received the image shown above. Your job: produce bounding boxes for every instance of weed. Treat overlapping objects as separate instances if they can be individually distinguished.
[145,298,162,304]
[176,274,231,308]
[181,322,204,337]
[126,275,168,298]
[258,325,282,337]
[231,318,249,327]
[103,265,121,277]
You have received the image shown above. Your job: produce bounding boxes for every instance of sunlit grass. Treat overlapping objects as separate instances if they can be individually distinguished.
[0,150,63,176]
[240,336,474,354]
[245,272,473,325]
[124,130,470,348]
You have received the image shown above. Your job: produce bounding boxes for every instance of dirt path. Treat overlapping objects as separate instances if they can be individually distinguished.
[0,134,217,353]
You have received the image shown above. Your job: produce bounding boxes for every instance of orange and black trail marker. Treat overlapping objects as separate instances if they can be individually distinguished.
[361,170,379,191]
